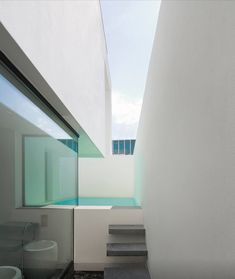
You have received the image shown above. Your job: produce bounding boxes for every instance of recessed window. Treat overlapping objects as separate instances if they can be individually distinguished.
[125,140,131,155]
[131,140,136,155]
[112,139,136,155]
[113,140,119,154]
[119,140,124,154]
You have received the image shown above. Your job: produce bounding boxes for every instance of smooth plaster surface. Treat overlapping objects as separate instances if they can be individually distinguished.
[135,1,235,278]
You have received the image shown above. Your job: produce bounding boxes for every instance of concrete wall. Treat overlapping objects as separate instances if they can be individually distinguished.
[79,156,134,198]
[135,1,235,278]
[0,0,111,157]
[74,207,144,270]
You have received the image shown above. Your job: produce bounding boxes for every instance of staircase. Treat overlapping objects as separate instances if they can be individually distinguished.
[105,224,150,278]
[109,224,145,235]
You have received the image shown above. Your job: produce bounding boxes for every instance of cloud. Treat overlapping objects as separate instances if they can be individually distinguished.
[112,91,142,125]
[112,91,142,139]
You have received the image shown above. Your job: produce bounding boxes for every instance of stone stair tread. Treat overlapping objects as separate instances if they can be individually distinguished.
[107,243,147,256]
[104,265,150,279]
[109,225,145,235]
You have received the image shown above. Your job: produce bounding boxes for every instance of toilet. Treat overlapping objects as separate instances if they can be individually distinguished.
[0,266,22,279]
[23,240,58,279]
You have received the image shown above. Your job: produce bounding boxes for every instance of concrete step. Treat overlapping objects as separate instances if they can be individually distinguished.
[107,243,147,257]
[109,235,145,244]
[109,225,145,235]
[104,265,151,279]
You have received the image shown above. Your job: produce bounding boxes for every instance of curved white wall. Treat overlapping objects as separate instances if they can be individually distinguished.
[135,1,235,278]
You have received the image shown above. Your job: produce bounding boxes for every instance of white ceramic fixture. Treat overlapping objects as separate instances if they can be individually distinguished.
[0,266,22,279]
[24,240,58,279]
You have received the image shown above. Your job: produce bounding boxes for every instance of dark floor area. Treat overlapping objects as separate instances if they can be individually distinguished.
[73,271,104,279]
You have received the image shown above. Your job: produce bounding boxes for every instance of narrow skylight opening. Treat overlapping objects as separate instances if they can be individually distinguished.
[101,0,161,140]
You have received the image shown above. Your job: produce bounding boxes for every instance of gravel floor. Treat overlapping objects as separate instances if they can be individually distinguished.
[73,271,104,279]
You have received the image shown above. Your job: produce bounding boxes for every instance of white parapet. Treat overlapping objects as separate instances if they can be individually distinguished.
[79,155,135,198]
[74,206,144,271]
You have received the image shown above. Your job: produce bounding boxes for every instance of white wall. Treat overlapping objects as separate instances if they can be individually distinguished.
[105,67,112,155]
[0,0,111,157]
[135,1,235,278]
[79,156,134,198]
[74,207,144,270]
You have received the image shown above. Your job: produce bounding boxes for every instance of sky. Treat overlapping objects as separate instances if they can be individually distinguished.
[101,0,161,139]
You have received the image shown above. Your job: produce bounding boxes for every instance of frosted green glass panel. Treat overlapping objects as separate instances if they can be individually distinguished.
[24,137,78,206]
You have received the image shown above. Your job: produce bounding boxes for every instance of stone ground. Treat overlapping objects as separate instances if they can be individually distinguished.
[73,271,104,279]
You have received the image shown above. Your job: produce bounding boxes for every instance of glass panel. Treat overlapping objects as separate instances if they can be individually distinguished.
[125,140,131,155]
[131,139,136,154]
[0,62,77,278]
[113,140,119,154]
[24,136,78,206]
[119,140,124,154]
[0,75,72,140]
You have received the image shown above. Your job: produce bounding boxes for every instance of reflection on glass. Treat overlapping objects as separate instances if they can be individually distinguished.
[113,140,118,154]
[125,140,130,155]
[119,140,124,154]
[0,63,77,278]
[112,139,136,155]
[24,136,78,206]
[0,75,71,140]
[131,139,135,154]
